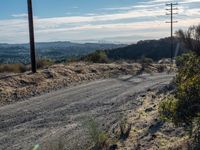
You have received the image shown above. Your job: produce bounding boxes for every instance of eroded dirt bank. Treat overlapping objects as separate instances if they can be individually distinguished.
[0,62,169,106]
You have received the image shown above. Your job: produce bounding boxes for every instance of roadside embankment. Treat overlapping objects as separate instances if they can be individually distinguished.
[0,62,171,106]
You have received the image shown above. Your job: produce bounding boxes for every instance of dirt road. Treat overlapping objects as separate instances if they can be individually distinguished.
[0,73,174,150]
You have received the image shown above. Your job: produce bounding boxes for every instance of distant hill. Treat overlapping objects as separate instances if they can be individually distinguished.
[105,38,186,61]
[0,41,126,64]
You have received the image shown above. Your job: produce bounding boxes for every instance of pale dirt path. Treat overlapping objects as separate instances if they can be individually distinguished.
[0,73,174,150]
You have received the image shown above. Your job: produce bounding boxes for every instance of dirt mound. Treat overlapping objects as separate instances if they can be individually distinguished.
[0,62,143,106]
[0,62,172,106]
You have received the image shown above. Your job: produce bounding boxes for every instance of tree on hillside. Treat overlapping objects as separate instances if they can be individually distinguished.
[176,24,200,55]
[83,51,109,63]
[105,37,185,61]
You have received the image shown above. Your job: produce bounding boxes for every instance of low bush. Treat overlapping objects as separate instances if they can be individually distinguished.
[37,59,54,69]
[66,57,79,63]
[31,137,65,150]
[0,64,26,73]
[159,52,200,145]
[83,51,109,63]
[136,57,154,74]
[159,96,178,123]
[157,65,166,73]
[119,118,132,140]
[84,118,109,150]
[40,137,65,150]
[138,57,154,64]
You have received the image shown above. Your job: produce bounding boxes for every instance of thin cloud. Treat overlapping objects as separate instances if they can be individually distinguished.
[12,13,28,18]
[101,3,163,11]
[0,0,200,43]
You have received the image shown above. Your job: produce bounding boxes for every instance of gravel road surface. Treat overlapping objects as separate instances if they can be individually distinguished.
[0,73,174,150]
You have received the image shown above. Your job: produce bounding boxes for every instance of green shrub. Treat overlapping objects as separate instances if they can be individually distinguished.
[37,59,54,69]
[175,52,200,124]
[0,64,26,73]
[66,57,79,63]
[159,52,200,125]
[83,51,109,63]
[192,116,200,144]
[159,96,178,123]
[32,144,40,150]
[136,57,154,74]
[84,118,109,149]
[159,52,200,144]
[138,56,154,64]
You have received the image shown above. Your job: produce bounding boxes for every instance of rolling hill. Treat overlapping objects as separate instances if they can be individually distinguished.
[105,37,186,61]
[0,41,126,64]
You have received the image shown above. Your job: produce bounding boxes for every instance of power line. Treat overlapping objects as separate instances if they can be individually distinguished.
[27,0,37,73]
[165,2,178,63]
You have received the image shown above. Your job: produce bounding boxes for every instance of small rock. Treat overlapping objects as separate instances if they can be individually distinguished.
[147,88,152,92]
[145,107,154,113]
[152,95,156,99]
[109,144,118,150]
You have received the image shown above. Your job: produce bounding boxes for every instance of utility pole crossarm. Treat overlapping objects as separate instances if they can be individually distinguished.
[166,8,178,11]
[165,21,178,23]
[166,3,178,6]
[166,13,178,15]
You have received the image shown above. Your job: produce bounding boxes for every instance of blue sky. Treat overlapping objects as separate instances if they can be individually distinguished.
[0,0,200,43]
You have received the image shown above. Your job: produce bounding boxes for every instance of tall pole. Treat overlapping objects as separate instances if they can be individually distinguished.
[166,3,178,63]
[170,3,173,63]
[27,0,37,73]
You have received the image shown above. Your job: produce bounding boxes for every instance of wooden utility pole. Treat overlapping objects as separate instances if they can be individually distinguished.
[27,0,37,73]
[166,3,178,63]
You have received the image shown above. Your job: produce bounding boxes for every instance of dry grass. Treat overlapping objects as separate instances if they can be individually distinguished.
[84,118,109,150]
[40,137,65,150]
[0,64,26,73]
[37,59,54,69]
[0,59,54,74]
[31,137,65,150]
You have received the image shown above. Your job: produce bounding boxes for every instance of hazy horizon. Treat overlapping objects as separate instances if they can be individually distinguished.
[0,36,166,45]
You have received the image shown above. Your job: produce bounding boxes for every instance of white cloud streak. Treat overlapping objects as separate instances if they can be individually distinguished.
[0,0,200,43]
[12,13,28,18]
